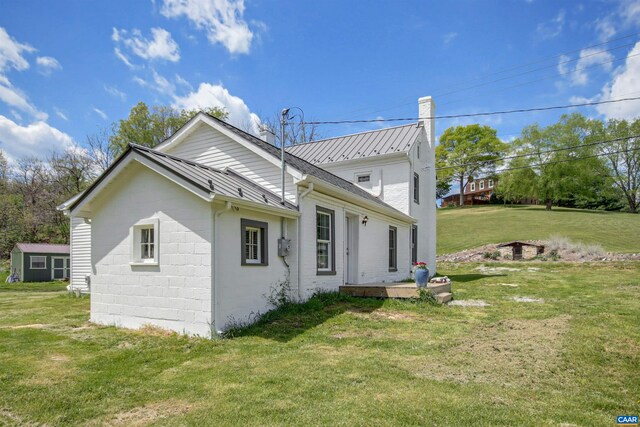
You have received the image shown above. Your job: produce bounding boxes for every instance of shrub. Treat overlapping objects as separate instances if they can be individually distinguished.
[483,250,501,260]
[546,236,604,258]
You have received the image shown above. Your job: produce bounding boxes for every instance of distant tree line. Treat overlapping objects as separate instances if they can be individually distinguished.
[436,113,640,213]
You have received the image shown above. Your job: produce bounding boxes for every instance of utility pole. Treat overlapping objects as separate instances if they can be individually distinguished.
[280,108,290,206]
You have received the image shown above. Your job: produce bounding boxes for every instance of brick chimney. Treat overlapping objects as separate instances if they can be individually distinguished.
[259,126,276,145]
[418,96,435,149]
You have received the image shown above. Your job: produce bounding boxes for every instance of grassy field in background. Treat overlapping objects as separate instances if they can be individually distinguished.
[1,262,639,426]
[437,205,640,255]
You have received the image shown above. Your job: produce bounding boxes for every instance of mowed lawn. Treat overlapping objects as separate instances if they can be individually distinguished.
[437,205,640,255]
[1,262,639,426]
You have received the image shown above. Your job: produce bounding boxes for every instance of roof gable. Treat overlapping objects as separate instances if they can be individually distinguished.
[69,144,297,215]
[286,123,422,165]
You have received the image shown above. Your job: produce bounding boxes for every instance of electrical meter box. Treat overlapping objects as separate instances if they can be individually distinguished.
[278,238,291,257]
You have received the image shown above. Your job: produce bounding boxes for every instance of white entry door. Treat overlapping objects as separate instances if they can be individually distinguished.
[51,257,70,280]
[344,214,359,284]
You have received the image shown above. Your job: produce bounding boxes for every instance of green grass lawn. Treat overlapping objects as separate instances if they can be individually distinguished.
[437,205,640,255]
[1,262,639,426]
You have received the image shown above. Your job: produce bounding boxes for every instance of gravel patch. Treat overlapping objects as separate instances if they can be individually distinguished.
[448,299,490,307]
[511,296,544,303]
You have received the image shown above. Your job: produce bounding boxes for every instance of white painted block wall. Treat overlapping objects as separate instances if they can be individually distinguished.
[213,206,293,330]
[299,192,411,299]
[89,164,213,337]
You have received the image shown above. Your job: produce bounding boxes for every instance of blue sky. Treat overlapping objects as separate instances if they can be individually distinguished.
[1,0,640,161]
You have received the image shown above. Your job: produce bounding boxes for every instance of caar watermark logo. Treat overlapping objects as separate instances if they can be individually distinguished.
[617,415,639,426]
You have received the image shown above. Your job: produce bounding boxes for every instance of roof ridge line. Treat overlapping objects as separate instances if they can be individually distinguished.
[288,122,420,147]
[130,143,226,175]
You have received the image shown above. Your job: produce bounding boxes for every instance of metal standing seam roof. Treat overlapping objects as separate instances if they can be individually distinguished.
[70,143,297,212]
[286,123,422,165]
[15,243,70,254]
[209,115,405,213]
[131,144,298,210]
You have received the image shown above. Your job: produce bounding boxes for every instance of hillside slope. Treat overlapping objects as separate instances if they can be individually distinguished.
[436,205,639,255]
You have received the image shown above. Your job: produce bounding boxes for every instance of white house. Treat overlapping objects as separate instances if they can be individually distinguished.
[59,96,436,337]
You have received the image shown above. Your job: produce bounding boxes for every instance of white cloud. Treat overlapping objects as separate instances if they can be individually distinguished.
[132,69,177,96]
[596,41,640,119]
[558,48,613,86]
[0,84,47,120]
[595,17,616,41]
[35,56,61,75]
[0,27,34,73]
[442,32,458,47]
[114,47,136,69]
[93,108,108,120]
[104,85,126,101]
[173,82,260,134]
[54,108,68,121]
[112,27,180,62]
[161,0,254,54]
[0,28,49,120]
[619,0,640,26]
[0,115,74,161]
[536,9,565,39]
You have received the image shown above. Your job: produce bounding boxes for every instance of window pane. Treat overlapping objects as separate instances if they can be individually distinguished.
[149,243,154,259]
[245,227,260,262]
[142,244,149,259]
[317,242,329,268]
[317,213,330,241]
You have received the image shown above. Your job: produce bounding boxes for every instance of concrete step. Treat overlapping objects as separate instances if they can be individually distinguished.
[436,292,453,304]
[426,282,451,294]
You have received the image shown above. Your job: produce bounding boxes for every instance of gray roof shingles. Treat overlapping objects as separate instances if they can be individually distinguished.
[286,123,421,165]
[16,243,70,254]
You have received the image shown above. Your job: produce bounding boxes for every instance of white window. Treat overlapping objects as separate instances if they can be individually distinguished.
[389,226,397,271]
[355,173,372,190]
[489,179,494,188]
[316,207,335,274]
[479,181,485,190]
[417,144,420,159]
[241,219,268,266]
[30,256,46,269]
[131,218,159,265]
[470,182,475,192]
[414,173,420,204]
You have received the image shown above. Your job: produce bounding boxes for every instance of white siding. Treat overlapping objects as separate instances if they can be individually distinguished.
[70,216,91,290]
[298,192,411,299]
[321,157,411,215]
[165,124,297,204]
[89,164,213,337]
[213,205,294,330]
[409,128,437,275]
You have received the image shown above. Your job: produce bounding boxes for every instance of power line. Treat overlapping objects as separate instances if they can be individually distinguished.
[302,96,640,125]
[491,145,640,173]
[434,145,640,180]
[435,134,640,171]
[334,31,640,120]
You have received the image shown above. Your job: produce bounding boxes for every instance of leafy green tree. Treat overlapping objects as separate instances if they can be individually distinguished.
[110,102,228,155]
[494,158,537,204]
[591,118,640,213]
[436,124,506,206]
[512,113,607,210]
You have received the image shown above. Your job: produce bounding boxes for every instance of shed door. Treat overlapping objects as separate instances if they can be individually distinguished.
[52,257,70,280]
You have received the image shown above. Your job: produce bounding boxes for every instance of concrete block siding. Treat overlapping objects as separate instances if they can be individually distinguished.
[89,164,213,337]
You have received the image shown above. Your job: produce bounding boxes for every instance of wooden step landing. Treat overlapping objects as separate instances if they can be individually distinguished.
[339,283,419,299]
[340,281,453,302]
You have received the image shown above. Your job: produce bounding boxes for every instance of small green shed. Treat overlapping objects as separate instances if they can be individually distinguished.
[10,243,70,282]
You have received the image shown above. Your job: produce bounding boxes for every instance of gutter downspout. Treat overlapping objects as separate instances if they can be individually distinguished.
[296,183,314,301]
[212,201,232,336]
